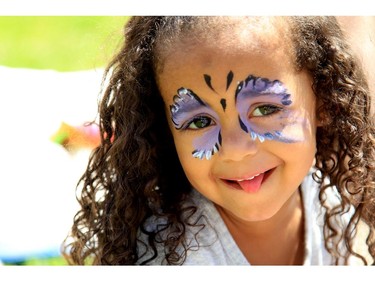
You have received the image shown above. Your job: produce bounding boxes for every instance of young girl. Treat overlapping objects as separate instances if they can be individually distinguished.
[63,16,375,265]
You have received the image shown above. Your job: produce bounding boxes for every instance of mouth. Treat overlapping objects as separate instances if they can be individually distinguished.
[220,168,275,193]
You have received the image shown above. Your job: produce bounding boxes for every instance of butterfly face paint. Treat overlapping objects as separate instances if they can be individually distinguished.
[170,74,306,161]
[235,75,304,143]
[170,88,221,160]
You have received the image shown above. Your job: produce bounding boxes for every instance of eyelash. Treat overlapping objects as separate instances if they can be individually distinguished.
[182,115,215,130]
[178,104,282,131]
[249,104,283,118]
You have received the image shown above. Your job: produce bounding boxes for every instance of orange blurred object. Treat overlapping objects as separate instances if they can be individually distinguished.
[51,122,100,151]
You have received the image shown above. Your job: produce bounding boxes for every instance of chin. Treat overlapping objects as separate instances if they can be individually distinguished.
[225,203,282,223]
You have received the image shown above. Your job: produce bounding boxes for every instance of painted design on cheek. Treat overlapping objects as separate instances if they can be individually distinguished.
[169,87,222,160]
[192,129,221,160]
[235,75,303,143]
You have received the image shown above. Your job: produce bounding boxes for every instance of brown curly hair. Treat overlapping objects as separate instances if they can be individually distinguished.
[62,16,375,265]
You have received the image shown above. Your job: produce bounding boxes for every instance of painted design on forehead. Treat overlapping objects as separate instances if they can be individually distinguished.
[235,75,303,143]
[203,74,216,93]
[226,71,234,91]
[220,99,227,111]
[170,87,221,160]
[203,71,233,112]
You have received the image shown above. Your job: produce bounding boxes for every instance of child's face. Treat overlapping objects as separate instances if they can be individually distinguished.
[157,19,317,222]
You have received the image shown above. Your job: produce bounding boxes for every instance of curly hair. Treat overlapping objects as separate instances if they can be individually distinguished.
[62,16,375,265]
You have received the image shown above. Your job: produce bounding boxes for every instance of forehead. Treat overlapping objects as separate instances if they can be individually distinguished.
[156,17,295,98]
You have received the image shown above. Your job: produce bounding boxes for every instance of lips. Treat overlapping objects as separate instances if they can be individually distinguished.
[221,168,274,193]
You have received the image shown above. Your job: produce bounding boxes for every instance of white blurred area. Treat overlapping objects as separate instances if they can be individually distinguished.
[0,66,104,263]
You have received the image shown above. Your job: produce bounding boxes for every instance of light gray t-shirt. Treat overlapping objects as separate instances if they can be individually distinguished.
[137,173,371,265]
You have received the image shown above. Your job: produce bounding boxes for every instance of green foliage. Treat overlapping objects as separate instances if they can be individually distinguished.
[3,256,68,266]
[23,256,68,265]
[0,16,129,71]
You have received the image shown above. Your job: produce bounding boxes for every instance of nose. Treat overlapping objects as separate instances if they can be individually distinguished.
[218,124,258,162]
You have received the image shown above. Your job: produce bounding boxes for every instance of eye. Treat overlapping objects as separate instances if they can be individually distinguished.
[251,104,281,117]
[187,116,213,130]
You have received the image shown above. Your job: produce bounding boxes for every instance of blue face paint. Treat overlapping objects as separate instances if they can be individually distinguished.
[170,88,221,160]
[235,75,303,143]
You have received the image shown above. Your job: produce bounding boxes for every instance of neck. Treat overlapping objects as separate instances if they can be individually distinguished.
[216,188,305,265]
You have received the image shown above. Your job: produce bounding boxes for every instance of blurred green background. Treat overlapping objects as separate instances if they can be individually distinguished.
[0,16,129,266]
[0,16,129,71]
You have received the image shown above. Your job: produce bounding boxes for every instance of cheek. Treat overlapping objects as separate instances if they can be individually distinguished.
[177,146,213,188]
[192,127,221,160]
[269,111,314,143]
[272,134,316,173]
[238,110,311,144]
[171,132,213,186]
[278,101,317,147]
[277,115,317,159]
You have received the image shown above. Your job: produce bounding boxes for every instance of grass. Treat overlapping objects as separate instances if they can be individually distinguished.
[0,16,129,71]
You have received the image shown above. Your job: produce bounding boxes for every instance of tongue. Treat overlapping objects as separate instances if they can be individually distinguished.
[237,173,264,193]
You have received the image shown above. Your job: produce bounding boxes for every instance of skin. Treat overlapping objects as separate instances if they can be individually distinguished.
[157,18,317,265]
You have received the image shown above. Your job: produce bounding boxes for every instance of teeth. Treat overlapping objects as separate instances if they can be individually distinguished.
[236,173,260,182]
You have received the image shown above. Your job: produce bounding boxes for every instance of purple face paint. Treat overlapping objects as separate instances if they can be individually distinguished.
[170,88,221,160]
[235,75,304,143]
[170,74,306,161]
[192,128,221,160]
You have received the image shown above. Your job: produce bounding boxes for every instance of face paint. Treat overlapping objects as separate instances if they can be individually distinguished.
[235,75,304,143]
[204,70,234,95]
[192,128,222,160]
[170,74,305,161]
[170,88,206,129]
[203,74,216,93]
[220,99,227,111]
[170,88,221,160]
[226,71,234,91]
